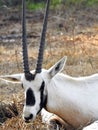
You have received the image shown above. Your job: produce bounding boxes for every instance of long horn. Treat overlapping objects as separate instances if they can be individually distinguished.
[22,0,32,80]
[35,0,50,74]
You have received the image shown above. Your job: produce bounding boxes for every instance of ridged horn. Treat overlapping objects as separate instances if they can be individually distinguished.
[22,0,33,80]
[35,0,50,74]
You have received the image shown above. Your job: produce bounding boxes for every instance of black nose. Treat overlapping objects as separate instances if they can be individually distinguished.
[24,114,33,123]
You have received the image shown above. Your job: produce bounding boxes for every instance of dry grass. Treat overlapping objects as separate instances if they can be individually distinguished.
[0,92,64,130]
[1,33,98,129]
[0,5,98,130]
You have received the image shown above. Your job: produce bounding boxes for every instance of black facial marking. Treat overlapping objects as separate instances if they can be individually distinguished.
[26,88,35,106]
[25,73,36,81]
[37,81,47,114]
[40,81,45,92]
[21,84,23,88]
[39,81,45,110]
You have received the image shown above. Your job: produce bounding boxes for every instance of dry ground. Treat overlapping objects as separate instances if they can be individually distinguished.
[0,5,98,130]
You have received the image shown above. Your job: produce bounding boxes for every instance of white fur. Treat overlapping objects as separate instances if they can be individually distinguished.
[43,72,98,128]
[0,56,98,129]
[83,121,98,130]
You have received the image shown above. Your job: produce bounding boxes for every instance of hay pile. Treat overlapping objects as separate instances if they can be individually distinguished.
[0,101,18,123]
[0,94,43,130]
[0,92,64,130]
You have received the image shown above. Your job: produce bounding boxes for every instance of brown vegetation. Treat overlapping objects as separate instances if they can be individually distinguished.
[0,5,98,130]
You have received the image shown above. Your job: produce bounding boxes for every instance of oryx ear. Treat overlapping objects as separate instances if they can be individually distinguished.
[48,56,67,78]
[0,73,23,83]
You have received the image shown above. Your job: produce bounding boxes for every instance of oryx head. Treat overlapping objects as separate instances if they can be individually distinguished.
[21,0,50,122]
[0,0,67,123]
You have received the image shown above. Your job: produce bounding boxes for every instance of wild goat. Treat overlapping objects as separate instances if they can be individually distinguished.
[0,0,98,129]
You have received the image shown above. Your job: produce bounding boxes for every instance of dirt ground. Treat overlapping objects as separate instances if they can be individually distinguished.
[0,4,98,130]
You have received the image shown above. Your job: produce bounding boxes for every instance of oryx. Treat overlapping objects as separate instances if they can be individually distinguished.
[83,120,98,130]
[1,0,98,130]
